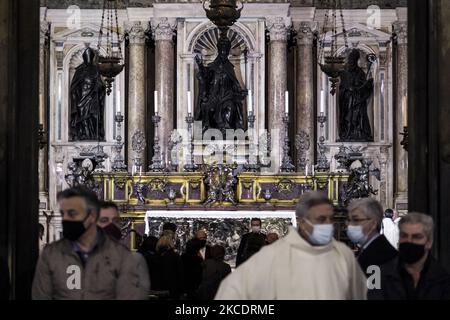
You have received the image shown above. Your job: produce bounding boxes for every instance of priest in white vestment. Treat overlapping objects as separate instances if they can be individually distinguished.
[215,191,367,300]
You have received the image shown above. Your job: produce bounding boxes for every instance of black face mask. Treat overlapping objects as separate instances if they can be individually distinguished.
[399,242,426,264]
[103,223,122,241]
[62,212,90,241]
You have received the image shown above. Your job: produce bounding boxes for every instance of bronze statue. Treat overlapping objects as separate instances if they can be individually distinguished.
[338,49,374,142]
[195,34,246,136]
[70,47,106,141]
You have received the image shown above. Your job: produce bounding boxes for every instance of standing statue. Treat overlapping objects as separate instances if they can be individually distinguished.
[70,47,106,141]
[195,34,246,136]
[338,49,374,142]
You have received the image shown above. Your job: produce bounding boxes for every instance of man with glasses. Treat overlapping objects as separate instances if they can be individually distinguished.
[346,198,397,276]
[369,213,450,300]
[215,191,367,300]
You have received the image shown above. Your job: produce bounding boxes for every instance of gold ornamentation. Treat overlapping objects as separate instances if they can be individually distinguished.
[149,178,167,192]
[276,179,294,193]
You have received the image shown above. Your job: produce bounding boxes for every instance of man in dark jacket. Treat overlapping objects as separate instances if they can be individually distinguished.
[32,187,149,300]
[368,212,450,300]
[182,238,205,299]
[197,245,231,300]
[236,218,266,267]
[346,198,398,275]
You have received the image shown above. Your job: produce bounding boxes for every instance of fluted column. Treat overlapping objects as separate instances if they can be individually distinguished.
[295,21,315,173]
[39,21,49,207]
[266,17,290,172]
[152,18,176,167]
[393,21,408,206]
[126,22,147,169]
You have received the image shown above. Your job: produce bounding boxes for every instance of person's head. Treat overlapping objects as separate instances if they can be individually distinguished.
[398,213,434,265]
[156,234,175,252]
[38,223,45,240]
[347,49,360,66]
[250,218,262,233]
[195,229,207,241]
[162,222,177,234]
[57,187,100,241]
[185,238,206,257]
[98,201,122,240]
[217,36,231,62]
[209,245,226,262]
[384,208,394,219]
[82,47,96,65]
[296,191,334,246]
[266,232,279,245]
[139,235,158,254]
[346,198,383,245]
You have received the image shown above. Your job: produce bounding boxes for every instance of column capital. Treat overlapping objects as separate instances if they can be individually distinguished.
[294,21,317,45]
[152,17,177,42]
[266,17,291,42]
[393,21,407,45]
[40,21,50,45]
[126,21,146,45]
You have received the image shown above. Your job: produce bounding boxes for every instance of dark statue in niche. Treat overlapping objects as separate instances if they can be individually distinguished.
[70,47,106,141]
[338,49,374,142]
[195,34,246,135]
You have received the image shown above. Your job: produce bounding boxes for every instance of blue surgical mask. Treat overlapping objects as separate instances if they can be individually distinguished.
[304,219,334,246]
[346,225,367,245]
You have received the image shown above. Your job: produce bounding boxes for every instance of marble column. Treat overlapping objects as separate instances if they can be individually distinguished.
[266,17,290,173]
[152,18,176,168]
[393,21,408,209]
[39,21,49,208]
[127,22,147,169]
[294,21,315,173]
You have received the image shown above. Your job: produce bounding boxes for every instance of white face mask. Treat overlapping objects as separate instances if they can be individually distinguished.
[304,219,334,246]
[251,226,261,233]
[346,225,368,245]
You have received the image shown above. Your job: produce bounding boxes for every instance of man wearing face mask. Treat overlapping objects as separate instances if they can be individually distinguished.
[368,213,450,300]
[346,198,398,275]
[215,191,367,300]
[32,187,149,300]
[235,218,266,267]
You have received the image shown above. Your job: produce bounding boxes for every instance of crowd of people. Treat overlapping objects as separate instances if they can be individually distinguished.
[4,185,447,300]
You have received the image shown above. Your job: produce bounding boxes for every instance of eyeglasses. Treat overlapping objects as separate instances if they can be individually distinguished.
[345,218,371,225]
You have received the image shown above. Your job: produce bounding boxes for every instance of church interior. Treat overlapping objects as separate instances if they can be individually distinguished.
[1,0,450,300]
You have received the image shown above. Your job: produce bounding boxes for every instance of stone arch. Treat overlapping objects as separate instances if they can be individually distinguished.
[187,21,256,56]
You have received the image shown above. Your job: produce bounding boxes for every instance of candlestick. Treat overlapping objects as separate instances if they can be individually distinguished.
[402,96,407,126]
[305,164,309,177]
[187,91,192,114]
[117,90,121,113]
[248,90,253,113]
[285,91,289,114]
[155,91,159,114]
[320,90,325,113]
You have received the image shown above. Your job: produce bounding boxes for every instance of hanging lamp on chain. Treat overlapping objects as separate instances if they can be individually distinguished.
[97,0,124,95]
[317,0,348,96]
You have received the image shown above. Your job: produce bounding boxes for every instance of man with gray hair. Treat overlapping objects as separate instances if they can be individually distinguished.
[369,212,450,300]
[215,191,367,300]
[346,198,397,275]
